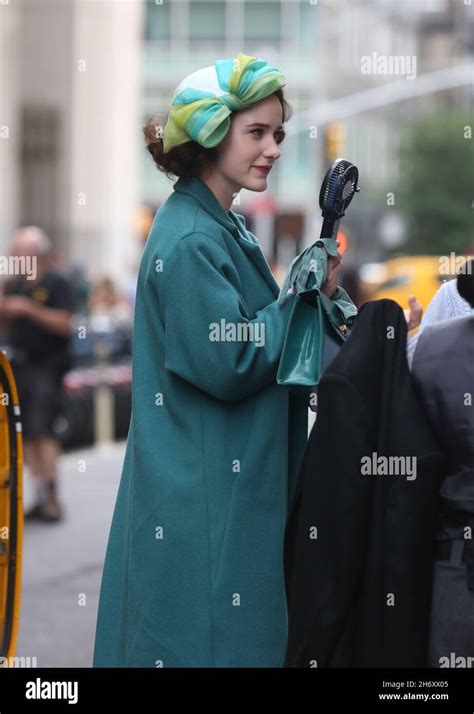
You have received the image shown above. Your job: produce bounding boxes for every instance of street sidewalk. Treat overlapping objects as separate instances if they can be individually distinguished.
[15,441,126,668]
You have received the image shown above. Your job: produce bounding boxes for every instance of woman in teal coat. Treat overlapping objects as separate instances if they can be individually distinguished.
[93,52,341,668]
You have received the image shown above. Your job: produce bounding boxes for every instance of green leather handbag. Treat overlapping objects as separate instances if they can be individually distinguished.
[277,286,353,389]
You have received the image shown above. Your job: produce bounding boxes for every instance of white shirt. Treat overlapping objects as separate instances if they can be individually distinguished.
[407,279,474,368]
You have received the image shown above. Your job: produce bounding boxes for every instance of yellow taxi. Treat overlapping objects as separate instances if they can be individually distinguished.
[360,255,457,314]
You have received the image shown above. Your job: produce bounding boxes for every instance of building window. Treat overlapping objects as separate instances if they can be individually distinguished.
[244,1,281,43]
[299,1,317,51]
[144,1,171,42]
[189,2,226,43]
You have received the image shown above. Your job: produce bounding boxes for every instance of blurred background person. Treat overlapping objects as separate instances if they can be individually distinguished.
[88,275,132,325]
[0,226,74,522]
[86,275,133,358]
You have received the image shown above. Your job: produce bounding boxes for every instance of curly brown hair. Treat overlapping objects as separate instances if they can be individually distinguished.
[143,88,293,181]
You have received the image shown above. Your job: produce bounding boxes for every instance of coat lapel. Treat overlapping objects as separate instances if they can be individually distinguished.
[173,177,280,299]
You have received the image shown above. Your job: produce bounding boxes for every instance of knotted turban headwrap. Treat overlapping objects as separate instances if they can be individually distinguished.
[162,52,286,154]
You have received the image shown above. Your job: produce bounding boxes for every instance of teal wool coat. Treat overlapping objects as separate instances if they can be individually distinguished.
[93,177,309,667]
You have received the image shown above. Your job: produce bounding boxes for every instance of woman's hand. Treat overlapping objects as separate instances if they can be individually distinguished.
[321,243,344,298]
[403,295,423,331]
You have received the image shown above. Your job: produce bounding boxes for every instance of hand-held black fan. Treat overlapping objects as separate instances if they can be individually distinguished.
[319,158,360,241]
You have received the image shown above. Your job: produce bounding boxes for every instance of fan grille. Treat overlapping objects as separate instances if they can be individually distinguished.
[319,159,359,217]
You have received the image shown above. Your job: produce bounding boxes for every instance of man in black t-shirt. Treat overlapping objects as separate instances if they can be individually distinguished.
[0,226,74,523]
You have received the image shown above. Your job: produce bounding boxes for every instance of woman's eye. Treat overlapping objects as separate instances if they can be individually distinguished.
[250,128,286,143]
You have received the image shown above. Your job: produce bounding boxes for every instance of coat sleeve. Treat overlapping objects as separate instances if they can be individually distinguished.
[159,232,296,402]
[284,373,373,667]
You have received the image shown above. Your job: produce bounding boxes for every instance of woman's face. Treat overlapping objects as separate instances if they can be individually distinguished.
[209,94,285,194]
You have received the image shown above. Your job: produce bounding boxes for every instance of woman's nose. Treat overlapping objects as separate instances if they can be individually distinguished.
[264,139,281,160]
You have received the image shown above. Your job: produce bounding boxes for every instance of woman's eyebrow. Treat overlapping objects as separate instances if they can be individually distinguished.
[246,122,283,130]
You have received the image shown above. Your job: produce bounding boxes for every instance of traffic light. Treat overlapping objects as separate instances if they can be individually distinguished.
[337,229,347,254]
[324,122,346,163]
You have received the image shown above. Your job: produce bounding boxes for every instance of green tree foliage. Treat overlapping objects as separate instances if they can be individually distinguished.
[397,110,474,256]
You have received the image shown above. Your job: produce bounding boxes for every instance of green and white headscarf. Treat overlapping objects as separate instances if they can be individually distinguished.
[162,52,286,154]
